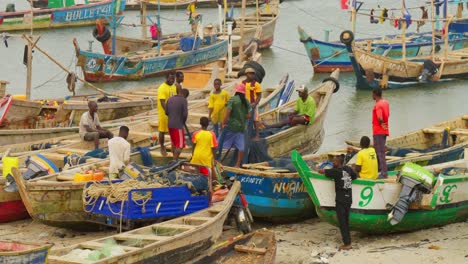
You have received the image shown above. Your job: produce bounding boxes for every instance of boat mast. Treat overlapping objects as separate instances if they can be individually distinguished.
[26,1,34,100]
[431,0,436,61]
[239,0,246,58]
[158,0,161,55]
[401,0,407,62]
[141,0,148,38]
[351,1,356,32]
[256,0,259,26]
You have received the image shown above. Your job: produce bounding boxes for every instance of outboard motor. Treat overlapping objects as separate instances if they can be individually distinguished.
[388,163,435,225]
[4,154,59,192]
[419,60,439,82]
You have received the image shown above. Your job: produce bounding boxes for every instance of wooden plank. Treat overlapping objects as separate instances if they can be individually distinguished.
[55,148,89,155]
[462,115,468,121]
[80,241,139,251]
[155,223,197,230]
[422,127,445,134]
[234,245,267,255]
[451,129,468,136]
[114,234,167,241]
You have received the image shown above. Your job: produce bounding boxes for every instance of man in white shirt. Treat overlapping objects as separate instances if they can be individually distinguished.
[79,101,113,149]
[108,126,131,178]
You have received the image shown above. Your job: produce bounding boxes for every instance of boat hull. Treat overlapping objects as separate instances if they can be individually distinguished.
[224,170,315,222]
[0,0,126,32]
[0,178,28,223]
[78,40,228,82]
[0,97,42,128]
[292,151,468,234]
[0,241,51,264]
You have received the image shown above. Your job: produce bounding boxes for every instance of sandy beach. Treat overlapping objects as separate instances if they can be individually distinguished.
[1,217,467,263]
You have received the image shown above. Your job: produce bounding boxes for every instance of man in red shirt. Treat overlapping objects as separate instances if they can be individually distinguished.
[372,88,390,178]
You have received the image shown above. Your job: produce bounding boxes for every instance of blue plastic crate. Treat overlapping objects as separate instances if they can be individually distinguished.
[85,181,209,221]
[180,37,201,52]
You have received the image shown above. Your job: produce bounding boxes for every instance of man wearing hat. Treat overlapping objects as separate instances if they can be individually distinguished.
[266,85,316,128]
[221,83,251,167]
[243,67,262,140]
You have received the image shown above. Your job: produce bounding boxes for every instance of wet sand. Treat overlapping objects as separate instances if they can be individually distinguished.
[1,218,467,263]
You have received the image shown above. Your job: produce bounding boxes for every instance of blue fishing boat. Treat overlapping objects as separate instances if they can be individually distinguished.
[0,0,126,32]
[221,159,316,222]
[298,26,468,73]
[74,37,228,82]
[0,240,52,264]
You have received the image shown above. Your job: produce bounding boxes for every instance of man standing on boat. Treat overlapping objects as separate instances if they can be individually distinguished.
[108,126,131,179]
[191,117,218,168]
[243,68,262,140]
[221,83,251,167]
[158,71,178,156]
[372,88,390,178]
[175,71,184,95]
[319,155,357,250]
[354,136,378,180]
[79,101,113,150]
[166,89,189,160]
[208,78,230,137]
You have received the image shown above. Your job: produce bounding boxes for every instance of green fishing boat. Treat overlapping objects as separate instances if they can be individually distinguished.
[292,150,468,234]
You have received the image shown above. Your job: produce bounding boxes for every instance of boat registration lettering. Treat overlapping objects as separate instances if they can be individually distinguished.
[239,176,263,185]
[357,53,406,73]
[273,181,306,195]
[439,184,457,203]
[358,186,373,207]
[61,4,113,23]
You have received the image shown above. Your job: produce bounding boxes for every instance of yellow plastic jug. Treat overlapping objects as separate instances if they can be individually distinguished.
[3,157,19,177]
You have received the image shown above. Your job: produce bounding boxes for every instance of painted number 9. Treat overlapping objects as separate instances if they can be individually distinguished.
[359,186,373,207]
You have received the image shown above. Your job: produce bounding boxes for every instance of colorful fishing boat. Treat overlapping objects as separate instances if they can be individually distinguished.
[292,150,468,234]
[74,33,228,82]
[298,27,468,73]
[0,177,29,223]
[190,230,276,264]
[341,30,468,89]
[0,240,52,264]
[125,0,265,10]
[47,181,241,263]
[0,0,126,32]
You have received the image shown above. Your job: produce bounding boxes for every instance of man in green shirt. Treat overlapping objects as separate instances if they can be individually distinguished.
[266,85,316,128]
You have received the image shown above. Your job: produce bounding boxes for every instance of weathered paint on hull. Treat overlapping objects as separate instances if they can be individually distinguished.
[0,0,126,32]
[316,203,468,234]
[233,173,315,222]
[0,200,29,223]
[0,245,50,264]
[313,64,353,73]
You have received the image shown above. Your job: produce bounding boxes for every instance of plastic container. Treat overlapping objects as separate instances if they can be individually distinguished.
[179,37,201,52]
[74,172,93,182]
[3,157,19,177]
[12,94,27,101]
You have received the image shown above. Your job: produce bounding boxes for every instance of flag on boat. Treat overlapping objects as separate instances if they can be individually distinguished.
[403,0,412,28]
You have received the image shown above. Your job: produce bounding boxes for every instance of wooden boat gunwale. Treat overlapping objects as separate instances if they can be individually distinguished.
[0,240,52,257]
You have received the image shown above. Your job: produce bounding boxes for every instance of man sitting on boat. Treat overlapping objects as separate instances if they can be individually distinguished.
[264,85,316,129]
[108,126,131,179]
[79,101,113,149]
[354,136,378,180]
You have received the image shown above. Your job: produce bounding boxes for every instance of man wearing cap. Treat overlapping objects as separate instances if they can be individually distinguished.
[221,83,251,167]
[243,68,262,140]
[266,85,316,128]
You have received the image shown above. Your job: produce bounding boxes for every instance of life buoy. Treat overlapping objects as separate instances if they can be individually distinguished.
[93,27,111,43]
[322,77,340,93]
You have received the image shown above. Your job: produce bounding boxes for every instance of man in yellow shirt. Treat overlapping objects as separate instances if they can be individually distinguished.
[208,78,230,137]
[243,68,262,139]
[157,71,177,156]
[354,136,378,180]
[191,117,218,168]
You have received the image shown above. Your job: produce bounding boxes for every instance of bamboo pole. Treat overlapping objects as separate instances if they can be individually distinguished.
[444,16,453,59]
[23,36,116,97]
[141,0,148,38]
[401,0,406,62]
[26,2,34,100]
[256,0,259,26]
[239,0,247,58]
[431,0,436,61]
[351,5,356,33]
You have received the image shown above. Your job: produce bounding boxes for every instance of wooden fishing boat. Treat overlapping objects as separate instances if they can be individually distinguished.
[220,114,468,222]
[114,0,278,57]
[340,31,468,89]
[74,32,228,82]
[47,181,240,263]
[125,0,265,10]
[0,0,126,32]
[190,230,276,264]
[298,26,468,73]
[292,150,468,234]
[0,240,52,264]
[0,177,29,223]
